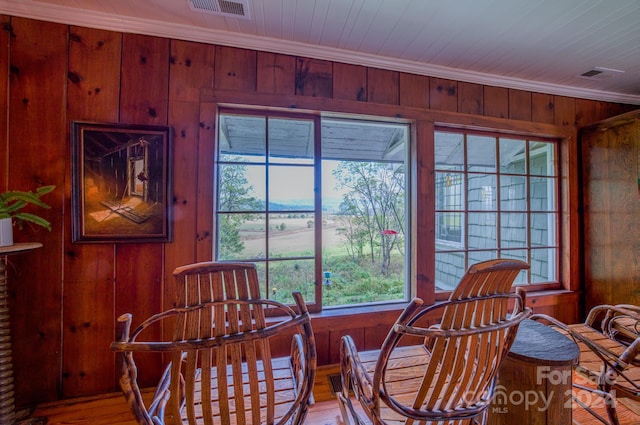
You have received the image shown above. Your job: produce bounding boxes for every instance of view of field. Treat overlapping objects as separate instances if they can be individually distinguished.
[239,216,345,257]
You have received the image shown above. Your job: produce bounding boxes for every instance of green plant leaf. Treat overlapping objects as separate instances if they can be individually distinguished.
[13,212,52,231]
[0,185,55,230]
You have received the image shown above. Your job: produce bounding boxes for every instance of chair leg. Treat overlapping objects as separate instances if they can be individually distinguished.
[573,383,620,425]
[602,384,621,425]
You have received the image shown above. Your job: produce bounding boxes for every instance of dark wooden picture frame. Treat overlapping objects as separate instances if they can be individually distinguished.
[71,121,173,243]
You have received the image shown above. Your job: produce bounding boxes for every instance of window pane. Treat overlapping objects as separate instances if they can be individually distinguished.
[268,165,314,209]
[500,175,527,211]
[434,129,559,291]
[500,138,526,174]
[218,163,265,211]
[530,177,556,211]
[268,117,314,164]
[268,260,315,304]
[467,135,496,172]
[217,213,265,260]
[435,132,464,171]
[217,112,410,309]
[467,174,496,210]
[468,212,497,250]
[500,249,528,285]
[531,248,557,283]
[435,172,464,210]
[530,141,555,176]
[435,252,466,291]
[218,115,266,162]
[531,213,556,247]
[322,260,406,307]
[269,213,315,257]
[468,250,498,266]
[436,212,464,247]
[501,212,528,248]
[326,158,407,306]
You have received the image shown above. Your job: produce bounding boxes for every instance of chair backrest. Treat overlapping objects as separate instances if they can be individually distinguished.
[167,262,316,424]
[374,259,531,423]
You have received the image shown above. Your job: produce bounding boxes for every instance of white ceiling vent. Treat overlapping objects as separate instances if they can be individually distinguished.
[188,0,250,19]
[577,66,624,81]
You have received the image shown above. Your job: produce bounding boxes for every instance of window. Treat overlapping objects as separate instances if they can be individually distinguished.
[216,109,410,310]
[434,129,559,291]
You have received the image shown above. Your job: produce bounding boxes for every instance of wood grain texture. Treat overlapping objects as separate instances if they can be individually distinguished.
[64,26,121,398]
[532,92,555,124]
[581,114,640,310]
[399,73,429,108]
[295,57,333,98]
[257,52,296,95]
[166,39,214,309]
[367,68,399,105]
[0,15,9,189]
[509,88,532,121]
[116,33,170,390]
[429,77,457,112]
[484,85,509,118]
[332,62,366,101]
[458,81,483,115]
[7,17,67,407]
[214,45,256,93]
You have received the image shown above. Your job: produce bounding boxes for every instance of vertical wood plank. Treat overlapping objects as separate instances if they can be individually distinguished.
[399,73,429,108]
[0,15,9,188]
[166,39,214,310]
[333,62,367,101]
[295,57,332,98]
[575,98,600,127]
[214,45,256,92]
[64,26,121,397]
[169,39,213,103]
[553,96,575,127]
[7,17,67,406]
[458,82,483,115]
[329,328,364,365]
[367,68,399,105]
[581,118,640,310]
[313,330,330,366]
[116,33,170,388]
[429,78,458,112]
[532,93,555,124]
[414,120,435,304]
[196,102,216,263]
[508,88,532,121]
[257,52,295,95]
[484,86,508,118]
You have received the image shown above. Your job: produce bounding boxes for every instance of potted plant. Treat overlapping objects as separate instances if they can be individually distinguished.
[0,185,55,247]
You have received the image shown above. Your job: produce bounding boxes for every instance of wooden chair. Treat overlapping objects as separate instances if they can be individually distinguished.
[531,304,640,425]
[111,262,317,425]
[338,258,531,425]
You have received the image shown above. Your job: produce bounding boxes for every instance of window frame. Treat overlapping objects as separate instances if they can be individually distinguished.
[203,90,579,316]
[214,106,413,313]
[433,127,562,298]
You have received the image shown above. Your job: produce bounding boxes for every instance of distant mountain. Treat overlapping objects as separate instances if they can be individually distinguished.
[268,197,342,213]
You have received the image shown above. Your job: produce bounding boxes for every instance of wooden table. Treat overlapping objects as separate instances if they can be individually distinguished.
[489,318,580,425]
[0,243,43,425]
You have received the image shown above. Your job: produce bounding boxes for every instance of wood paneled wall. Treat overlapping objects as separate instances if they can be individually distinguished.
[581,111,640,311]
[0,15,635,407]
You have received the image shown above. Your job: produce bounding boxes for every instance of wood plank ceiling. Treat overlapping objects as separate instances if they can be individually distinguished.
[1,0,639,104]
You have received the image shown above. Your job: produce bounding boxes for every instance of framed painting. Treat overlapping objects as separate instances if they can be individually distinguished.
[71,121,173,243]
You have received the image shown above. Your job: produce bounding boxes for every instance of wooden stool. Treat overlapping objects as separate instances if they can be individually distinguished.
[489,318,580,425]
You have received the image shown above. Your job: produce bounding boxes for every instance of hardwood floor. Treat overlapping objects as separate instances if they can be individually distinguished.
[30,365,639,425]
